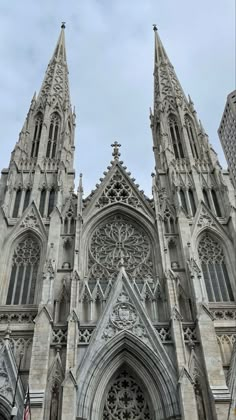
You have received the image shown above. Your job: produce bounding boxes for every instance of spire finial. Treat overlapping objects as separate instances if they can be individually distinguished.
[111,141,121,160]
[61,22,66,29]
[153,24,158,32]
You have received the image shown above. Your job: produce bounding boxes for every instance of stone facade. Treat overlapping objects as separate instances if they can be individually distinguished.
[0,25,235,420]
[218,90,236,188]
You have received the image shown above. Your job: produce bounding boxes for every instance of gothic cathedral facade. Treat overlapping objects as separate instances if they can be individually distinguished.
[0,25,235,420]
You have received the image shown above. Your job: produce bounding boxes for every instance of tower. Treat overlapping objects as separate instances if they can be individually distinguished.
[218,90,236,188]
[0,25,235,420]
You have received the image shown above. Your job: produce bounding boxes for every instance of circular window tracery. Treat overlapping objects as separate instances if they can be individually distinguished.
[102,369,152,420]
[89,215,153,278]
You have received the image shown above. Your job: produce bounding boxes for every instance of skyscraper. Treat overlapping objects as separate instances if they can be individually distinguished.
[218,90,236,188]
[0,25,235,420]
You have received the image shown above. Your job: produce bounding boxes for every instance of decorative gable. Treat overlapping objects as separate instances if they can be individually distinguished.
[83,160,154,217]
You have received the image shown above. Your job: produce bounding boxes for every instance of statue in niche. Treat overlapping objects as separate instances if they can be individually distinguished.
[195,382,207,420]
[50,384,59,420]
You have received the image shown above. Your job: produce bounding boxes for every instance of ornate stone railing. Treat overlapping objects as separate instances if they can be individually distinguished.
[182,323,198,343]
[52,327,68,345]
[0,306,38,324]
[209,304,236,321]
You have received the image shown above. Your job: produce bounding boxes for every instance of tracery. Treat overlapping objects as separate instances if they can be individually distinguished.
[102,369,152,420]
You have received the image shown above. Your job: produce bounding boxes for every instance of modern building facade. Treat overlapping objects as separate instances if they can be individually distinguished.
[0,25,235,420]
[218,90,236,188]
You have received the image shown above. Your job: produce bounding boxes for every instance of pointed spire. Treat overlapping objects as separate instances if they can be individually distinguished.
[37,23,71,108]
[153,26,187,113]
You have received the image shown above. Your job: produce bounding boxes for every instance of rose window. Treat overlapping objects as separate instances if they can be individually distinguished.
[89,215,152,275]
[102,369,151,420]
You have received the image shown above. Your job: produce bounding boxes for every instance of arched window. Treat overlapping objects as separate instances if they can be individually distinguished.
[6,236,40,305]
[198,233,234,302]
[203,189,211,209]
[46,113,60,158]
[12,189,22,218]
[188,189,196,216]
[102,368,152,420]
[185,116,199,158]
[169,116,184,159]
[31,113,43,158]
[23,188,31,213]
[211,189,221,217]
[39,188,46,217]
[180,189,188,213]
[163,208,175,233]
[48,189,55,216]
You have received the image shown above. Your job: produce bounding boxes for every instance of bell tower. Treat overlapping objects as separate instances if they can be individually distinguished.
[0,23,76,220]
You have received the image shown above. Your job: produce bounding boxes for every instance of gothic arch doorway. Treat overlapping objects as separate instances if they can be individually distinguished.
[101,365,153,420]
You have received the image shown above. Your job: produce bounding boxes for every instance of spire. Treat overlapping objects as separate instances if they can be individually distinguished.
[153,26,187,114]
[36,23,71,108]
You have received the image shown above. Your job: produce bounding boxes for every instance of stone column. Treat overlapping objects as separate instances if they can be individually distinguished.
[165,271,199,420]
[197,304,231,419]
[28,306,53,420]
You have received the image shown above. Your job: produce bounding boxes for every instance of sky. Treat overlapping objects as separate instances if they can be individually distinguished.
[0,0,235,197]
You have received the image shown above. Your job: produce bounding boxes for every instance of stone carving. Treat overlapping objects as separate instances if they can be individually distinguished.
[96,170,145,210]
[183,325,197,342]
[0,311,37,324]
[211,308,236,320]
[90,215,151,274]
[198,209,215,228]
[79,327,95,344]
[21,208,39,229]
[102,369,151,420]
[52,328,67,345]
[0,358,13,402]
[103,291,148,344]
[155,326,171,342]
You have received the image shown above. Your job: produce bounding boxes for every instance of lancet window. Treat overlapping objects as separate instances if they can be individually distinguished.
[6,236,40,305]
[211,189,221,217]
[163,208,175,233]
[102,369,151,420]
[63,208,75,234]
[169,116,184,159]
[12,188,22,218]
[23,188,31,213]
[46,113,60,158]
[31,113,43,158]
[188,189,196,216]
[202,189,211,209]
[185,116,199,158]
[48,188,55,216]
[39,188,46,217]
[39,188,56,217]
[180,189,188,213]
[198,234,234,302]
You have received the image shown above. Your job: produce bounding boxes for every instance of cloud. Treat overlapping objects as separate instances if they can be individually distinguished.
[0,0,235,195]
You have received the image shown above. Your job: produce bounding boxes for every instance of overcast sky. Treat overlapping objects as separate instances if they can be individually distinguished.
[0,0,235,196]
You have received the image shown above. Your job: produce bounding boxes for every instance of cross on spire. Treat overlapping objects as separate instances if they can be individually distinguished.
[111,141,121,160]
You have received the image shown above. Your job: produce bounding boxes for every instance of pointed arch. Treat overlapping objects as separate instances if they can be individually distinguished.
[12,188,22,218]
[77,331,180,420]
[184,114,199,159]
[6,234,41,304]
[46,112,61,158]
[23,188,31,212]
[31,112,43,158]
[197,231,234,302]
[168,114,184,158]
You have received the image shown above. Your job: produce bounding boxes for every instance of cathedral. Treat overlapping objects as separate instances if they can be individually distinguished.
[0,24,235,420]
